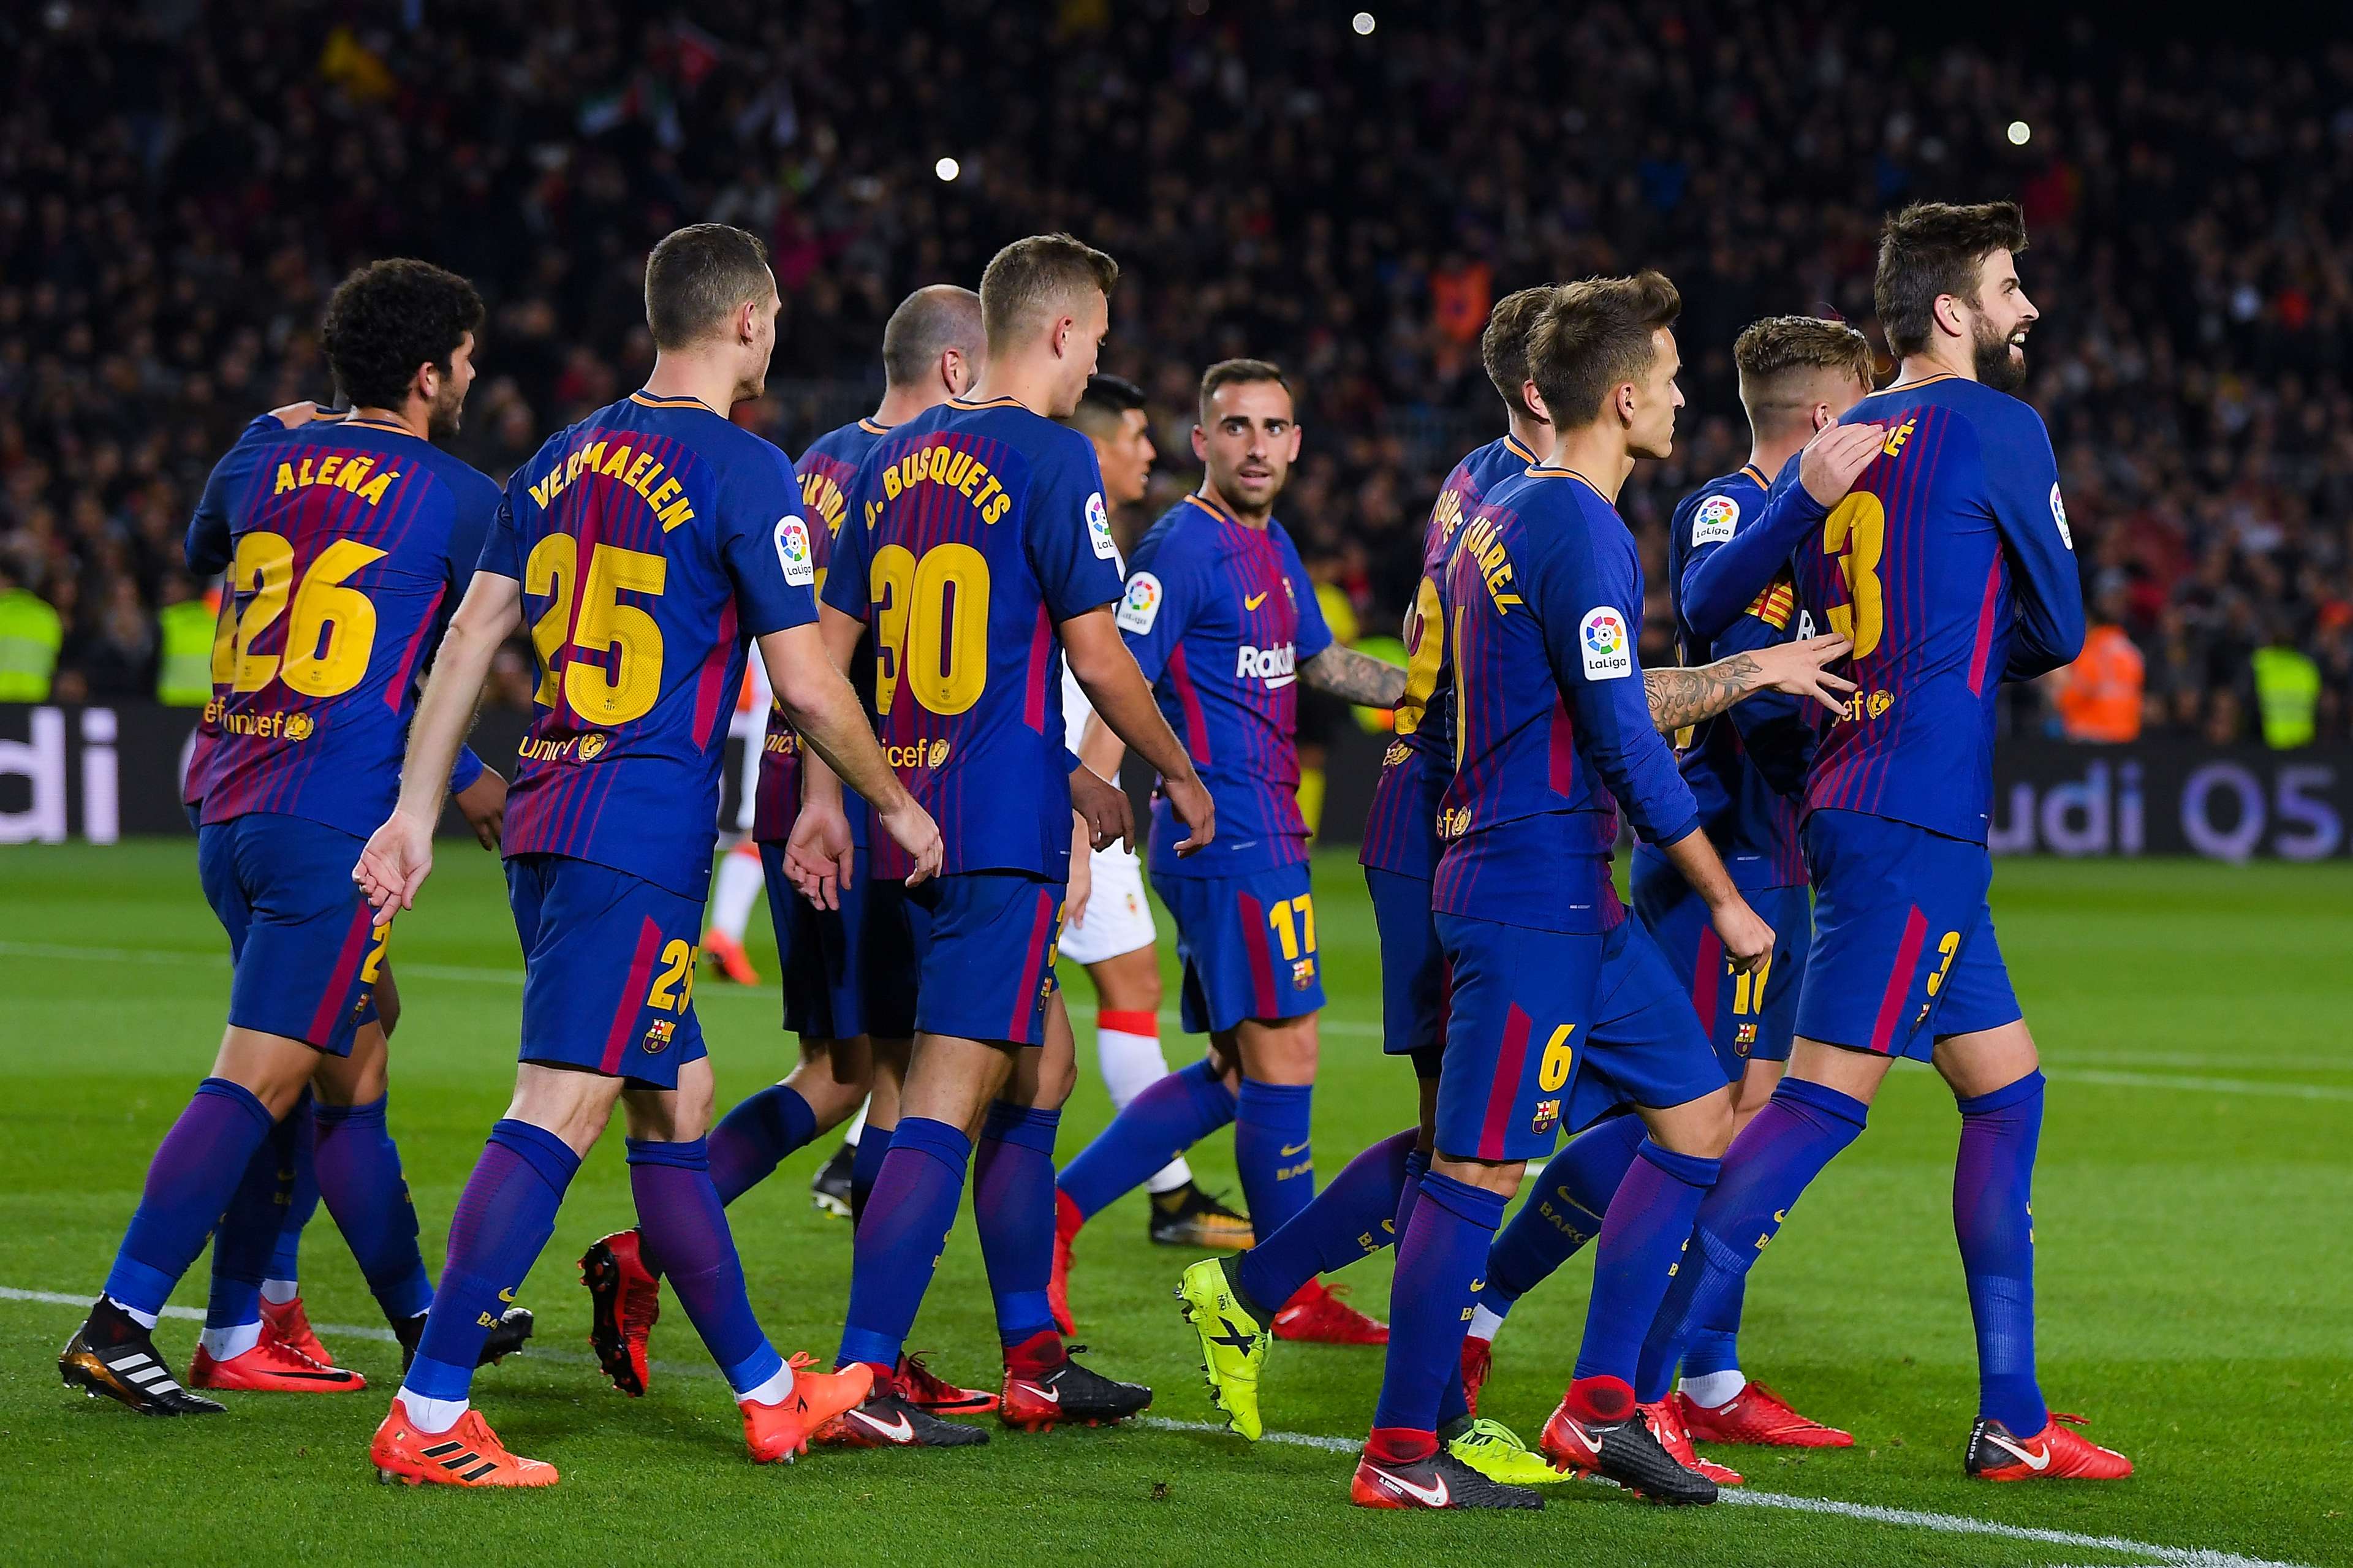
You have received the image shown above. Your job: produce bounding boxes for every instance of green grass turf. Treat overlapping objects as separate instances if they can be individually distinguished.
[1,841,2348,1567]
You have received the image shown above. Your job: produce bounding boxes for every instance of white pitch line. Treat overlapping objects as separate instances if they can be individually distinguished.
[1,1285,2307,1568]
[2044,1068,2353,1104]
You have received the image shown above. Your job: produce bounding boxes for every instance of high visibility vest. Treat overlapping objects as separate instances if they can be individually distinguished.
[0,588,62,702]
[2252,645,2319,750]
[156,598,219,706]
[2053,624,2143,742]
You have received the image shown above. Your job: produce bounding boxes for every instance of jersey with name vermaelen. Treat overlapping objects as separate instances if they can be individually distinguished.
[486,391,818,898]
[1358,431,1537,881]
[1116,493,1333,880]
[752,415,890,850]
[1785,374,2085,843]
[186,412,497,838]
[822,395,1124,881]
[1629,464,1813,893]
[1432,466,1700,934]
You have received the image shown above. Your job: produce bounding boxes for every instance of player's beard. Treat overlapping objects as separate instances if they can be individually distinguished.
[426,381,465,440]
[1972,319,2028,393]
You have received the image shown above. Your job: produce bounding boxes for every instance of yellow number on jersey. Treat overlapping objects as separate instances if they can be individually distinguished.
[1537,1024,1577,1092]
[1732,953,1775,1017]
[870,542,991,718]
[1394,575,1445,737]
[1266,894,1318,961]
[1823,493,1885,660]
[524,536,668,726]
[212,531,387,699]
[646,938,697,1012]
[1924,930,1961,997]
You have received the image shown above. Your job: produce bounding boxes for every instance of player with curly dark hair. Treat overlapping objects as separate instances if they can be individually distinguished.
[320,259,485,434]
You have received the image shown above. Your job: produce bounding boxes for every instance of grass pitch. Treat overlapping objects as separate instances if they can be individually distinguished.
[1,841,2347,1567]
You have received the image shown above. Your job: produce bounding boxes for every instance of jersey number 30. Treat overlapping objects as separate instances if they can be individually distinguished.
[871,543,990,718]
[1823,493,1885,660]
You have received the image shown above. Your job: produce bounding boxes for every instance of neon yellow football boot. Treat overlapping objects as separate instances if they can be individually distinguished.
[1175,1257,1270,1440]
[1447,1415,1570,1485]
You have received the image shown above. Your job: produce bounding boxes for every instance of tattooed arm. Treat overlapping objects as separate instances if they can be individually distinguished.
[1300,645,1408,708]
[1643,634,1856,735]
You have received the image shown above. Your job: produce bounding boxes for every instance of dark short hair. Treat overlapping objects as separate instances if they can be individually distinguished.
[978,233,1119,352]
[1525,271,1681,431]
[1734,316,1877,426]
[1874,201,2029,358]
[1482,286,1558,421]
[1197,358,1291,423]
[1065,373,1147,437]
[880,284,985,386]
[643,224,774,350]
[320,260,483,411]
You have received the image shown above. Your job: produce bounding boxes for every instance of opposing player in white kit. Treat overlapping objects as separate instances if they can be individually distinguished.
[1060,375,1253,1251]
[703,657,775,985]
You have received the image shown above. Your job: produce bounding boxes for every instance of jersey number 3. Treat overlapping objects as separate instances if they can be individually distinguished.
[1823,494,1885,661]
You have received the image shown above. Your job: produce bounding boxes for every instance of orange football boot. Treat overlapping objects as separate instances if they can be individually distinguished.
[1676,1380,1853,1447]
[702,928,760,986]
[371,1398,558,1487]
[1270,1280,1387,1345]
[743,1355,873,1463]
[259,1295,336,1368]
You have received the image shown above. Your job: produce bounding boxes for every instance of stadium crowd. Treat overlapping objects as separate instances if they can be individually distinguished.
[3,1,2351,743]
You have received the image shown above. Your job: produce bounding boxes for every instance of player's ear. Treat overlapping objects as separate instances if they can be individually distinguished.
[1521,381,1549,425]
[1283,422,1302,461]
[1190,423,1208,463]
[1614,379,1639,428]
[1933,292,1968,341]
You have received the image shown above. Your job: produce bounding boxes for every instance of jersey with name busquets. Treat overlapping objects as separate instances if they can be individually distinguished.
[1785,375,2084,842]
[822,395,1124,881]
[1117,493,1333,879]
[1433,467,1700,933]
[486,391,817,898]
[1359,432,1537,880]
[1637,464,1811,892]
[753,415,890,850]
[186,412,498,837]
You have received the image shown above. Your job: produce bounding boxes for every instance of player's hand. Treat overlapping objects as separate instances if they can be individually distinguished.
[354,810,435,914]
[1749,633,1857,715]
[784,799,855,911]
[1709,895,1775,976]
[1069,761,1134,853]
[1066,828,1094,927]
[1161,771,1216,857]
[876,794,944,887]
[1798,418,1887,508]
[453,768,507,850]
[268,400,324,429]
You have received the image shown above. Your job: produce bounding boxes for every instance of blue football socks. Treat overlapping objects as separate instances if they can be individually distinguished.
[1371,1170,1506,1436]
[312,1096,434,1323]
[265,1090,318,1286]
[1955,1070,2047,1436]
[839,1116,971,1374]
[706,1083,820,1208]
[629,1137,784,1397]
[1571,1140,1719,1389]
[1233,1077,1315,1237]
[403,1119,579,1404]
[974,1102,1063,1348]
[849,1119,892,1226]
[1480,1113,1647,1314]
[1235,1126,1415,1312]
[1056,1059,1235,1222]
[105,1077,276,1319]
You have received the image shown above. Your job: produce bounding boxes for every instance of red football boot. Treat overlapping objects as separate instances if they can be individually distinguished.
[1460,1334,1493,1417]
[1048,1189,1082,1336]
[999,1331,1151,1431]
[579,1229,661,1396]
[743,1355,872,1463]
[259,1295,335,1368]
[702,928,760,987]
[189,1335,366,1393]
[1675,1379,1854,1447]
[898,1350,999,1414]
[1966,1412,2134,1481]
[1639,1398,1743,1486]
[1270,1280,1388,1345]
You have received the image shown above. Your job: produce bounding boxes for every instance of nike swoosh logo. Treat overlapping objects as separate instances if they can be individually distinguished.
[1368,1464,1449,1507]
[851,1408,916,1442]
[1245,591,1268,610]
[1014,1380,1061,1405]
[1981,1430,2051,1471]
[1279,1141,1309,1157]
[1558,1420,1602,1460]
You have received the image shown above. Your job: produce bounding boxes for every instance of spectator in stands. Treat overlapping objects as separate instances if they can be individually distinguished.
[2051,583,2146,743]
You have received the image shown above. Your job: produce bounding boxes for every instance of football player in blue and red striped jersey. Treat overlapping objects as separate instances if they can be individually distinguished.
[1175,286,1561,1471]
[354,225,938,1487]
[62,261,524,1416]
[1354,275,1854,1510]
[1467,317,1882,1455]
[802,234,1210,1446]
[577,284,999,1417]
[1637,202,2130,1483]
[1051,359,1409,1347]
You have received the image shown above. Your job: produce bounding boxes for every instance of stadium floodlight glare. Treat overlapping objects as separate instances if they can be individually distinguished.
[936,157,961,181]
[1352,12,1376,34]
[2007,120,2031,145]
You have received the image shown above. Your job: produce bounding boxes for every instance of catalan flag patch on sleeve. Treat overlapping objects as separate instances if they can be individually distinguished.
[1746,576,1796,632]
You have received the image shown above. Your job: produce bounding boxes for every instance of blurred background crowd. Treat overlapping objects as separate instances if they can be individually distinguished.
[3,0,2350,746]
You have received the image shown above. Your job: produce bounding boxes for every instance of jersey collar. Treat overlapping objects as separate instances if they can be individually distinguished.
[857,417,891,434]
[1502,432,1540,465]
[1738,462,1770,489]
[1884,369,1960,393]
[338,414,412,436]
[630,390,719,413]
[1526,464,1615,507]
[947,395,1026,411]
